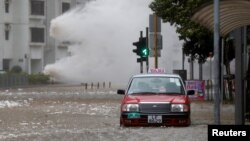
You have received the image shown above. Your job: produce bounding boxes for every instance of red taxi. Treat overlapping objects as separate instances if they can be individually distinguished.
[117,73,193,127]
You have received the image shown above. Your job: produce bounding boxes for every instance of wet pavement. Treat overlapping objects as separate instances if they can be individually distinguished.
[0,85,235,141]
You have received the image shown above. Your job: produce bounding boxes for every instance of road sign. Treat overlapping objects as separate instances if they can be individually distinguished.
[149,33,162,49]
[149,14,162,68]
[149,49,161,57]
[149,14,161,33]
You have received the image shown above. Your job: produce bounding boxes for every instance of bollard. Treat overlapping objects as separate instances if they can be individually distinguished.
[85,83,88,90]
[97,82,99,89]
[91,82,93,89]
[103,82,105,88]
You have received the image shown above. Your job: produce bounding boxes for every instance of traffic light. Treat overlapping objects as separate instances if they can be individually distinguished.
[133,41,140,56]
[139,37,149,58]
[132,37,149,58]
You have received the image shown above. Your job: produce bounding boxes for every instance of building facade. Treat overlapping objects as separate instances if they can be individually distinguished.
[0,0,88,74]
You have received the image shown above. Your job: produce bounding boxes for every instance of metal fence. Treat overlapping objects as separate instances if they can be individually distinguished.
[0,74,28,88]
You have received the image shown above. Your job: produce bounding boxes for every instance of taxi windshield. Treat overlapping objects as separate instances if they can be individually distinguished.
[127,76,185,95]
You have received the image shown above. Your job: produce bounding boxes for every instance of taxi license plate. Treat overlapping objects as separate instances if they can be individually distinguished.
[148,115,162,123]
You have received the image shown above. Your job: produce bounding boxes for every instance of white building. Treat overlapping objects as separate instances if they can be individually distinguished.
[0,0,89,74]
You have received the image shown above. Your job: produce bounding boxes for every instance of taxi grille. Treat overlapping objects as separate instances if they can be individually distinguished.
[139,103,170,113]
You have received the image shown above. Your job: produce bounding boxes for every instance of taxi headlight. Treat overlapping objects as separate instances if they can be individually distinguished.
[122,104,139,112]
[171,104,189,112]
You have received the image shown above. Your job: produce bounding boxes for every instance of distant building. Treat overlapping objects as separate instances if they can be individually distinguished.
[0,0,89,74]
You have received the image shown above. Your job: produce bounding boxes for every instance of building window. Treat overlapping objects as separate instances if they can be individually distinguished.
[30,0,44,15]
[62,2,70,13]
[5,0,10,13]
[5,23,11,40]
[5,30,9,40]
[3,59,10,71]
[31,28,44,43]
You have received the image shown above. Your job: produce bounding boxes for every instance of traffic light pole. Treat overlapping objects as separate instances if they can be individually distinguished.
[140,60,143,73]
[146,27,149,73]
[133,29,149,74]
[154,14,158,68]
[140,31,143,73]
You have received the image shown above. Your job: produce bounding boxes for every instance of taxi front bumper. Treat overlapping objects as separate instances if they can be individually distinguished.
[120,112,190,126]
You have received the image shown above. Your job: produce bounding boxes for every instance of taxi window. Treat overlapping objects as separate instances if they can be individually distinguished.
[127,76,185,94]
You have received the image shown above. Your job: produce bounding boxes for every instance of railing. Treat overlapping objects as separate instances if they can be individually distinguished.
[80,82,112,90]
[0,74,28,88]
[205,79,235,102]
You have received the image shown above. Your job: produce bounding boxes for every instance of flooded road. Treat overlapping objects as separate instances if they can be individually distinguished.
[0,85,234,141]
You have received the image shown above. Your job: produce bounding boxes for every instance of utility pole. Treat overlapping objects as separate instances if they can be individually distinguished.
[182,48,185,70]
[213,0,221,125]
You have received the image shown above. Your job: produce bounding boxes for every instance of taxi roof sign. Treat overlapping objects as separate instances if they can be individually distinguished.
[148,68,165,74]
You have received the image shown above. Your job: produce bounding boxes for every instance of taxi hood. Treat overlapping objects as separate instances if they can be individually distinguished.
[123,94,189,104]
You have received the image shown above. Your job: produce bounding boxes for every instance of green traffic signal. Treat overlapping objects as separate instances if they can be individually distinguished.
[140,47,149,57]
[138,37,148,57]
[133,37,149,58]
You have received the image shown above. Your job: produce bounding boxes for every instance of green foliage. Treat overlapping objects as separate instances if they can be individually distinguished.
[28,73,50,84]
[149,0,214,63]
[183,31,214,63]
[10,65,22,74]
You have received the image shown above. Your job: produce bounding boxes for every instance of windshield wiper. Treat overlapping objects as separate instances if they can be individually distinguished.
[159,92,184,95]
[130,92,158,95]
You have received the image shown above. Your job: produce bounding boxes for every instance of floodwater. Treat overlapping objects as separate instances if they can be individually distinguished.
[0,85,235,141]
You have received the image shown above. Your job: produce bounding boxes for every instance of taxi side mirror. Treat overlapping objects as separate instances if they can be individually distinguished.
[187,90,195,95]
[117,89,125,95]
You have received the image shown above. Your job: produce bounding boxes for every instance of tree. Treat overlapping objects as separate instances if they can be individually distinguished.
[11,65,22,73]
[149,0,214,79]
[150,0,237,101]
